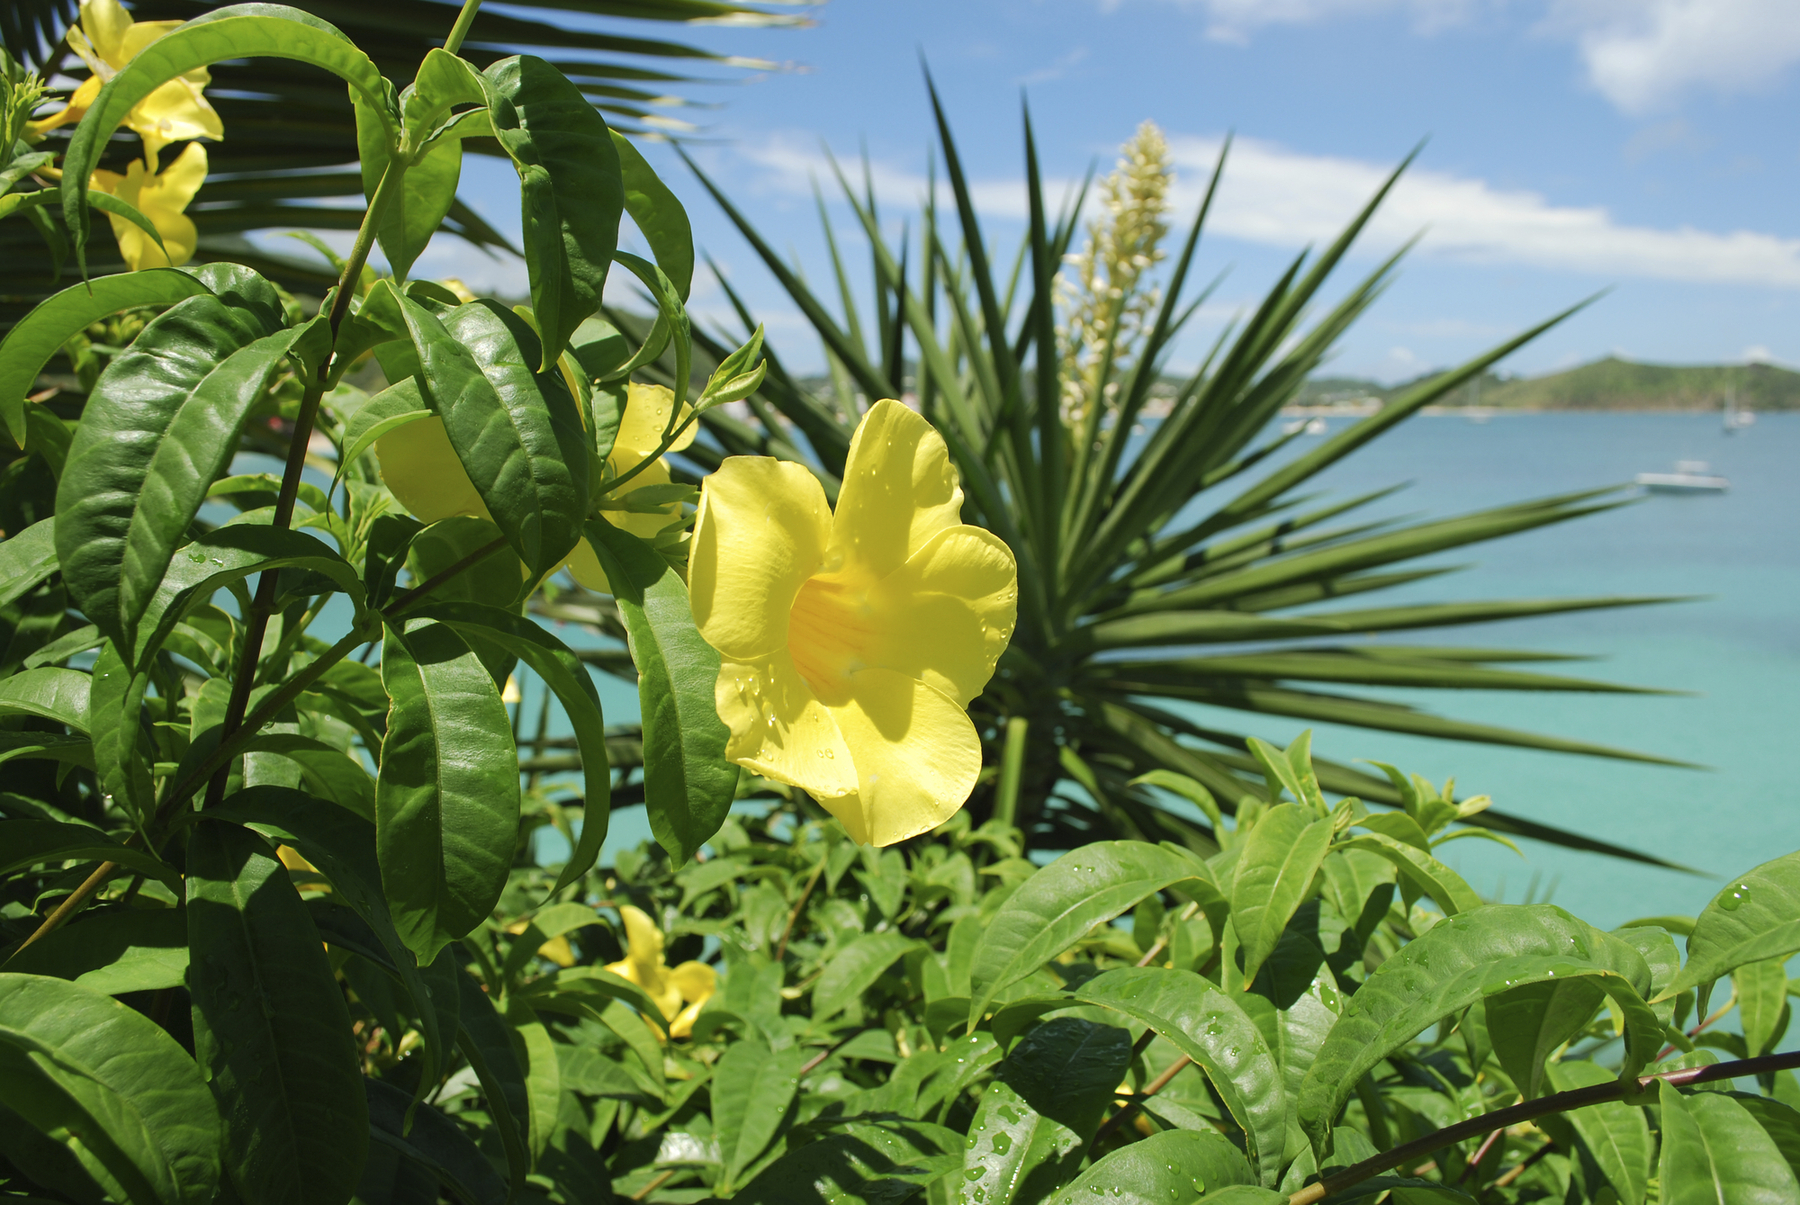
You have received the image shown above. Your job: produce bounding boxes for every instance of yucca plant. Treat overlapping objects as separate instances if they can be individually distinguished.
[667,92,1689,865]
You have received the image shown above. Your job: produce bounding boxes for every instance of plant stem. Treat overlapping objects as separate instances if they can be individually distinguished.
[1091,1054,1192,1150]
[775,855,827,962]
[1286,1050,1800,1205]
[201,160,405,814]
[442,0,484,56]
[386,535,509,616]
[3,859,121,962]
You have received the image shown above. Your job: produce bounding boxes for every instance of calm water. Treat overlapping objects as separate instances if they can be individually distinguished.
[541,411,1798,929]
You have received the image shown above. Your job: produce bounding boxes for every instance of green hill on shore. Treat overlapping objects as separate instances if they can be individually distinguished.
[1299,356,1800,411]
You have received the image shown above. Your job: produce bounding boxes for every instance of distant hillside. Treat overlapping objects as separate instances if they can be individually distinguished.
[1299,357,1800,412]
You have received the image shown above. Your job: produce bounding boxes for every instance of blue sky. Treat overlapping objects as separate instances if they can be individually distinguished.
[434,0,1800,382]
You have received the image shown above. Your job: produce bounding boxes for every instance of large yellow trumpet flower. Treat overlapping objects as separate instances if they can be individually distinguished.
[89,142,205,270]
[605,905,715,1040]
[688,400,1018,847]
[32,0,224,163]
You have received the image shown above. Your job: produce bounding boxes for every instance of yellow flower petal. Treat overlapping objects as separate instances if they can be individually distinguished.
[92,143,205,271]
[668,998,706,1040]
[690,457,830,661]
[117,19,184,61]
[818,667,982,847]
[566,457,677,594]
[78,0,133,65]
[376,416,492,524]
[828,399,964,582]
[130,76,223,163]
[617,904,666,982]
[615,382,696,457]
[715,651,857,800]
[669,961,716,1006]
[537,935,575,968]
[861,527,1017,707]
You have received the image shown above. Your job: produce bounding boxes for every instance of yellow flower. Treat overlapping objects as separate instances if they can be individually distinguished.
[688,399,1018,847]
[604,905,716,1039]
[503,919,575,968]
[32,0,223,163]
[565,382,696,593]
[89,141,205,270]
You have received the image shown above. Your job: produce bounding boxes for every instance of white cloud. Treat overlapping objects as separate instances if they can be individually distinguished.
[1542,0,1800,113]
[737,132,1800,289]
[1153,0,1478,43]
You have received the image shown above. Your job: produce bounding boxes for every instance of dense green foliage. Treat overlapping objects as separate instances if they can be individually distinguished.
[1300,358,1800,412]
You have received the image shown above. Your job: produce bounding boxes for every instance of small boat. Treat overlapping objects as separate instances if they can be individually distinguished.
[1723,381,1756,432]
[1636,460,1728,493]
[1282,419,1307,435]
[1304,417,1328,435]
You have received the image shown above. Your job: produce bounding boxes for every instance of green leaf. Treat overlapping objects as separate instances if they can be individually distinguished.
[210,787,449,1109]
[608,250,692,409]
[363,1078,506,1205]
[234,734,375,821]
[1486,977,1607,1100]
[729,1117,962,1205]
[88,639,154,824]
[813,932,920,1022]
[1737,959,1790,1057]
[398,295,588,579]
[334,376,429,484]
[0,519,58,608]
[1295,905,1659,1152]
[1667,853,1800,999]
[612,130,693,301]
[960,1017,1133,1205]
[1659,1081,1800,1205]
[1044,1130,1256,1205]
[408,601,609,893]
[968,841,1211,1026]
[186,820,368,1205]
[60,4,391,265]
[0,186,169,256]
[479,54,623,370]
[376,618,520,965]
[584,518,734,866]
[1,909,187,995]
[0,271,211,447]
[712,1037,805,1192]
[1333,832,1484,915]
[452,968,531,1200]
[353,80,460,282]
[0,818,177,887]
[1544,1059,1651,1205]
[505,999,559,1161]
[1076,967,1286,1183]
[0,973,221,1205]
[55,296,319,650]
[1731,1094,1800,1185]
[1232,804,1333,986]
[133,521,366,669]
[0,666,90,732]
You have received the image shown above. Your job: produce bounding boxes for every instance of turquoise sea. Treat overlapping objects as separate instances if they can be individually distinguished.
[572,410,1797,930]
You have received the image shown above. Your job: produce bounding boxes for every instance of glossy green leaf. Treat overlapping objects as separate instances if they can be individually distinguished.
[1044,1130,1256,1205]
[186,820,367,1205]
[1,909,187,995]
[968,841,1211,1025]
[1076,967,1286,1183]
[0,271,211,447]
[505,1000,559,1161]
[0,818,177,887]
[0,520,58,608]
[61,5,391,262]
[1732,1095,1800,1184]
[87,639,154,824]
[608,249,692,408]
[612,130,693,301]
[376,618,520,965]
[1333,832,1483,915]
[1737,959,1790,1057]
[1659,1080,1800,1205]
[729,1117,962,1205]
[814,932,921,1023]
[959,1017,1132,1205]
[0,973,221,1205]
[55,295,317,649]
[398,295,588,579]
[334,376,429,484]
[1668,853,1800,999]
[453,968,531,1199]
[409,601,608,893]
[1544,1059,1652,1205]
[713,1037,805,1192]
[353,85,460,282]
[1486,977,1606,1099]
[234,734,376,820]
[0,666,90,731]
[133,521,365,670]
[1295,905,1659,1150]
[1232,803,1333,986]
[479,54,623,370]
[584,518,734,866]
[210,787,447,1106]
[363,1078,506,1205]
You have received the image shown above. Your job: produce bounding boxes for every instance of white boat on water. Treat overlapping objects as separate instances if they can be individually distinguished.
[1723,390,1756,433]
[1304,417,1328,435]
[1636,460,1728,493]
